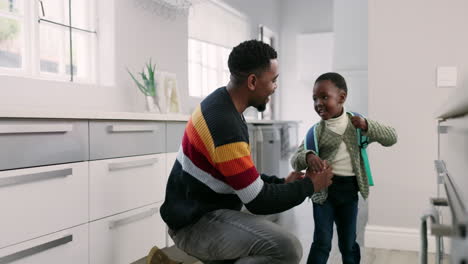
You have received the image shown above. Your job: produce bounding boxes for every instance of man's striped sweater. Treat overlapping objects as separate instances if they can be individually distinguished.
[160,87,315,231]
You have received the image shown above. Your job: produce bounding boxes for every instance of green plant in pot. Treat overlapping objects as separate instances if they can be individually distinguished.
[127,59,161,112]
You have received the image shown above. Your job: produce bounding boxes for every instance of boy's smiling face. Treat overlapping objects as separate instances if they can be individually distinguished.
[313,80,347,120]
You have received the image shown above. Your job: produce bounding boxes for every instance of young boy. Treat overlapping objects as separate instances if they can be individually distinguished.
[290,72,397,264]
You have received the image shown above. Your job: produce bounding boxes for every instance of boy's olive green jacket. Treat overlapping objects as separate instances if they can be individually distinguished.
[290,114,398,204]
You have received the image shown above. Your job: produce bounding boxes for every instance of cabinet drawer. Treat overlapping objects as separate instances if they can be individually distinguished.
[89,120,165,160]
[0,162,88,248]
[89,204,166,264]
[89,154,166,220]
[166,121,186,153]
[0,224,88,264]
[0,119,88,170]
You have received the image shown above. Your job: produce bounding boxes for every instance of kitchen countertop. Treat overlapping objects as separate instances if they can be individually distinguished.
[0,108,299,124]
[437,86,468,119]
[0,108,189,121]
[244,119,299,125]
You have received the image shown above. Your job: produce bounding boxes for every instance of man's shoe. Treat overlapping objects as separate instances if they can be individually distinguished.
[146,246,182,264]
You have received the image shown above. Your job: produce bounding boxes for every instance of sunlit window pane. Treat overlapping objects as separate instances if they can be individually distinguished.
[222,47,230,71]
[207,68,217,94]
[0,16,22,69]
[40,0,67,25]
[189,39,201,64]
[200,42,208,66]
[189,62,201,97]
[0,0,96,83]
[201,66,208,96]
[222,70,230,85]
[0,0,22,14]
[71,0,93,30]
[65,31,95,80]
[39,24,67,75]
[188,38,232,98]
[206,44,216,68]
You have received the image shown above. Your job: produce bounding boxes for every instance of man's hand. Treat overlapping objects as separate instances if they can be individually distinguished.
[350,116,368,131]
[306,161,333,192]
[307,153,325,173]
[285,171,305,183]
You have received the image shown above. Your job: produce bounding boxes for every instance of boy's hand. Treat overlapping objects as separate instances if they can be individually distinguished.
[285,171,305,183]
[305,166,333,192]
[306,153,325,173]
[351,116,368,131]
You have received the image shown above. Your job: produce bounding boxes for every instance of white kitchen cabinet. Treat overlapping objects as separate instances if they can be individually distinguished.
[0,162,88,248]
[89,154,166,220]
[0,224,88,264]
[0,112,188,263]
[89,203,166,264]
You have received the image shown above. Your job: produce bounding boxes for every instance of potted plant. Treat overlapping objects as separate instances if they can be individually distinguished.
[127,59,161,112]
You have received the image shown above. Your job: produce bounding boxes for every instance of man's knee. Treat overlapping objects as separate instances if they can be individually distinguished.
[273,231,302,263]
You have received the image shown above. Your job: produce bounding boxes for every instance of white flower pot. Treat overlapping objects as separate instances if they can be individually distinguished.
[145,96,157,112]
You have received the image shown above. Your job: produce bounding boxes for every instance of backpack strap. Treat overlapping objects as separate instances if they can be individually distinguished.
[304,123,319,155]
[348,112,374,186]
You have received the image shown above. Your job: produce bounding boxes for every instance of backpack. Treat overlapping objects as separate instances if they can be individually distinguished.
[303,112,374,186]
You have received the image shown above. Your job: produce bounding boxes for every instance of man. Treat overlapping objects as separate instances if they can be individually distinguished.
[150,40,333,264]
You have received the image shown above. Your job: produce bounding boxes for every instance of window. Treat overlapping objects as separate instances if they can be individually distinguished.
[188,0,250,97]
[0,0,24,70]
[0,0,97,83]
[258,25,278,120]
[188,39,231,97]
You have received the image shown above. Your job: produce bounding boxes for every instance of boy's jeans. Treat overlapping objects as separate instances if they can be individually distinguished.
[169,209,302,264]
[307,176,361,264]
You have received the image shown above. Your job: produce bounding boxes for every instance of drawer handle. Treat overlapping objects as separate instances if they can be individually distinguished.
[109,207,158,229]
[0,124,73,134]
[108,125,157,133]
[0,168,72,188]
[108,158,159,171]
[0,234,72,263]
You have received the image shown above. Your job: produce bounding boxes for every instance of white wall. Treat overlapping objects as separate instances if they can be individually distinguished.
[220,0,281,119]
[278,0,334,139]
[227,0,281,40]
[366,0,468,251]
[114,0,189,113]
[333,0,368,116]
[333,0,367,72]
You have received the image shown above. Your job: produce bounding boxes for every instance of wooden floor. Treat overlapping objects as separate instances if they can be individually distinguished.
[133,246,449,264]
[362,248,449,264]
[133,199,450,264]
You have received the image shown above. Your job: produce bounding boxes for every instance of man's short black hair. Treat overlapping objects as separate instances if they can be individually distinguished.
[315,72,347,93]
[228,40,277,84]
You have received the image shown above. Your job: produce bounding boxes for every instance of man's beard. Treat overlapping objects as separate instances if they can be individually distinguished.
[255,103,267,112]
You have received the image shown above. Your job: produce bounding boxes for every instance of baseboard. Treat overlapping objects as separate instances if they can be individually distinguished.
[365,225,451,253]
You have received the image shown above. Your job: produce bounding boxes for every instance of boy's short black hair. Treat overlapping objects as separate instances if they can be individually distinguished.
[315,72,347,93]
[228,40,277,84]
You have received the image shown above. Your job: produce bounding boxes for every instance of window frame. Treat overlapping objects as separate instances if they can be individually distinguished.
[0,0,98,84]
[188,37,232,98]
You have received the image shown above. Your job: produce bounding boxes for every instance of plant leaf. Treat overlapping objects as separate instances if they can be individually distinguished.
[128,68,150,95]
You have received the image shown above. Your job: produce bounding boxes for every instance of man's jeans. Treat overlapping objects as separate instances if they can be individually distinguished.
[169,209,302,264]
